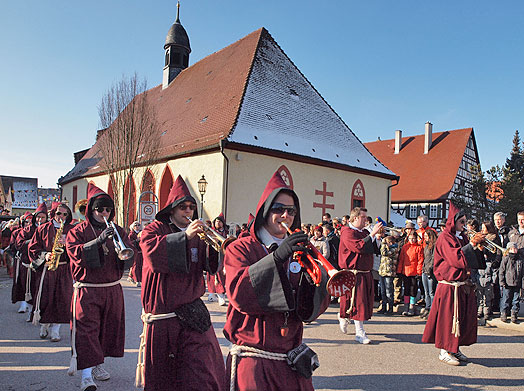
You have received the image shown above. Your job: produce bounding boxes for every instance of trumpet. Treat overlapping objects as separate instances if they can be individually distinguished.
[465,228,509,256]
[103,217,135,260]
[186,217,235,254]
[281,222,355,297]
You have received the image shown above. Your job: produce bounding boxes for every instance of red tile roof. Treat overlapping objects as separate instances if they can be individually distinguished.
[60,28,263,184]
[365,128,474,202]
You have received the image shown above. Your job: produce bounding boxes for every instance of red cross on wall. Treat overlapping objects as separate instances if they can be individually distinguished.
[313,181,334,216]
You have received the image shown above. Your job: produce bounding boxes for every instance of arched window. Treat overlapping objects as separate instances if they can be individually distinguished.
[277,165,293,190]
[141,169,156,201]
[107,177,115,201]
[159,165,174,210]
[123,175,137,227]
[351,179,365,209]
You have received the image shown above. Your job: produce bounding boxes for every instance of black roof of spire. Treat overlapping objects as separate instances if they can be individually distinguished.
[164,1,191,51]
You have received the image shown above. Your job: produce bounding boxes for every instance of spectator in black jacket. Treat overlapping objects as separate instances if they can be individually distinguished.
[499,242,524,323]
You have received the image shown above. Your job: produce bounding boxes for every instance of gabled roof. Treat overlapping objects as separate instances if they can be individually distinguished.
[365,128,475,202]
[60,27,394,185]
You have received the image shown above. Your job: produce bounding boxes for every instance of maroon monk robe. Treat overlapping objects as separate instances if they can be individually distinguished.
[338,225,375,321]
[422,203,480,353]
[224,171,330,391]
[28,219,74,324]
[10,227,24,302]
[66,184,134,371]
[139,175,224,391]
[128,230,143,283]
[16,203,48,306]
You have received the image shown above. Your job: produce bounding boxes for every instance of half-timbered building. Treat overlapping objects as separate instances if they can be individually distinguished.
[365,123,481,228]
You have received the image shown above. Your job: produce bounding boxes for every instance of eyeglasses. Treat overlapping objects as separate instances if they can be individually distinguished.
[94,207,113,213]
[270,203,297,216]
[177,203,197,211]
[55,211,69,216]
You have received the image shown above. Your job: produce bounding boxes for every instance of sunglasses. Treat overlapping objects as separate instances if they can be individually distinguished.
[55,211,69,216]
[270,203,297,216]
[94,207,113,213]
[177,203,197,211]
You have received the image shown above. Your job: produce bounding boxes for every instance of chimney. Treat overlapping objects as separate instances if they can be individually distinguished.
[394,130,402,154]
[424,122,433,154]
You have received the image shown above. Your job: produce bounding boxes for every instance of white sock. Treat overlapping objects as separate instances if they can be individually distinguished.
[50,324,61,332]
[82,367,93,379]
[440,349,448,355]
[354,320,365,335]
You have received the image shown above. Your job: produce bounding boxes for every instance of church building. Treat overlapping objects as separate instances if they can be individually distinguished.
[59,6,397,226]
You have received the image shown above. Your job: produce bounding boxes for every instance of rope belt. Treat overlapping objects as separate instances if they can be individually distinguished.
[229,344,287,391]
[135,310,178,388]
[14,254,21,282]
[68,280,121,376]
[23,263,32,301]
[439,280,467,338]
[32,262,67,325]
[346,270,371,316]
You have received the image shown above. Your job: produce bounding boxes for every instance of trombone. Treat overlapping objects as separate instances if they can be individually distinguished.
[465,228,509,256]
[103,217,135,260]
[186,217,235,254]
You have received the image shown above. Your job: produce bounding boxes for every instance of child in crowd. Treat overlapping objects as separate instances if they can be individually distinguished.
[397,232,424,316]
[420,230,438,319]
[310,225,330,259]
[378,236,399,314]
[499,242,523,323]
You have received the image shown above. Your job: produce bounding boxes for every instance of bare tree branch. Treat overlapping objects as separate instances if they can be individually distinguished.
[97,73,161,228]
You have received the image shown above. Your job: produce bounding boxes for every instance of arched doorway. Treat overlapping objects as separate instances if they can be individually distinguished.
[107,177,115,201]
[351,179,365,209]
[159,165,174,209]
[123,174,137,227]
[141,169,156,201]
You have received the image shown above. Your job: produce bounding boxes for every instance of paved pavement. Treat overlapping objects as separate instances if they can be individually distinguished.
[0,270,523,391]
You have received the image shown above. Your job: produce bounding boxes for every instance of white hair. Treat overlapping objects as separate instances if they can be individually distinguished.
[493,212,505,220]
[417,215,428,223]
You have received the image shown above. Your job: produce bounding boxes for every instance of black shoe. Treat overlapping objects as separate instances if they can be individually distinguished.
[511,313,519,324]
[501,313,509,323]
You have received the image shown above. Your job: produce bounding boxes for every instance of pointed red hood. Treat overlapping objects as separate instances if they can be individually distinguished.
[445,202,465,235]
[213,212,227,230]
[251,170,301,237]
[86,182,115,223]
[32,203,48,228]
[156,175,197,222]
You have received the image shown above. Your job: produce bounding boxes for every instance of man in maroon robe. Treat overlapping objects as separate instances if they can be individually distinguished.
[28,203,74,342]
[66,183,134,391]
[422,203,484,365]
[15,203,48,320]
[128,221,143,286]
[224,171,330,391]
[138,175,224,391]
[337,207,382,344]
[10,212,32,311]
[206,213,228,306]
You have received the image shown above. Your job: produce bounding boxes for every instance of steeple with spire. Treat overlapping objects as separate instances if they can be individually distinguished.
[162,1,191,89]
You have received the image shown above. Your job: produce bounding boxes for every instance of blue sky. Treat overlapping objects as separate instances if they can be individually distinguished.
[1,1,523,187]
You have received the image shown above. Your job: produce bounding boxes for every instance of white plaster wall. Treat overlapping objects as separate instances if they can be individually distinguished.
[224,150,392,225]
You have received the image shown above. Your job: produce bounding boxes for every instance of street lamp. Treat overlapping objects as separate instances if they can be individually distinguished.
[197,175,208,218]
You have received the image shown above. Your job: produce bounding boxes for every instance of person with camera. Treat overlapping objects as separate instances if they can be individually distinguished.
[223,171,330,391]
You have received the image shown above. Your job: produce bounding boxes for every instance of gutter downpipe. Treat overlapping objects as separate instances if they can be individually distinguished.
[386,176,400,222]
[220,140,229,220]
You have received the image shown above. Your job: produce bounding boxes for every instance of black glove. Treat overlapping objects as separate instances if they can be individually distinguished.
[96,226,114,244]
[273,232,309,264]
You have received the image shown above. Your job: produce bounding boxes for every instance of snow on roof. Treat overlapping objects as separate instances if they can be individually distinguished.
[228,30,395,178]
